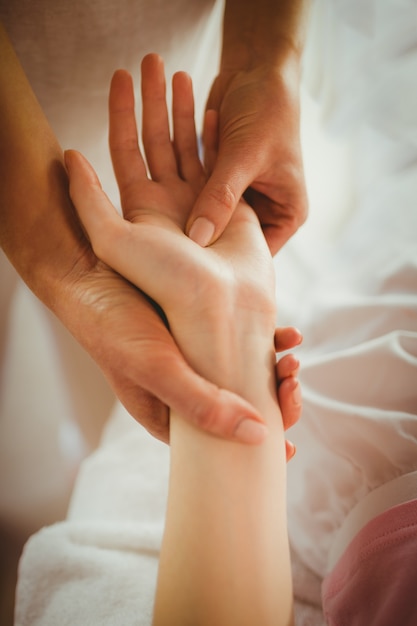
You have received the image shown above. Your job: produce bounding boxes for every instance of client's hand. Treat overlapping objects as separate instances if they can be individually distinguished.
[65,54,301,448]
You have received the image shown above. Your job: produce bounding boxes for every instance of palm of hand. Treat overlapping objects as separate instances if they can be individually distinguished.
[71,56,276,349]
[65,54,302,447]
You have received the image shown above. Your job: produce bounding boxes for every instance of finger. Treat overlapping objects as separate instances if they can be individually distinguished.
[66,149,176,308]
[116,300,269,445]
[65,149,128,262]
[246,184,309,256]
[172,71,205,189]
[118,384,171,445]
[86,281,268,446]
[186,153,250,247]
[276,353,299,380]
[285,440,296,462]
[109,69,148,207]
[278,375,302,432]
[143,348,268,445]
[274,326,303,353]
[141,53,177,181]
[202,109,219,176]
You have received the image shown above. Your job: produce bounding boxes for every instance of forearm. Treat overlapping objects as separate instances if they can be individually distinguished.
[221,0,309,71]
[153,317,293,625]
[0,22,90,309]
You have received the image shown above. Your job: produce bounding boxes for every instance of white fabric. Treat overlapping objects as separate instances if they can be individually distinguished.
[16,409,169,626]
[285,193,417,577]
[280,0,417,579]
[0,0,221,206]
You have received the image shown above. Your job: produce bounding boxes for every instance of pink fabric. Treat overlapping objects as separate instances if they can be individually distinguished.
[322,499,417,625]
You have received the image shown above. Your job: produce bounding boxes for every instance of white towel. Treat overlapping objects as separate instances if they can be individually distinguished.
[16,410,168,626]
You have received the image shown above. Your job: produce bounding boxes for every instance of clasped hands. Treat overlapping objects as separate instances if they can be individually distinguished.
[65,54,302,453]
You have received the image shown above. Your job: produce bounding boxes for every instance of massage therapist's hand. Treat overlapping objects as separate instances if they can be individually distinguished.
[186,0,309,255]
[0,25,300,448]
[67,55,301,448]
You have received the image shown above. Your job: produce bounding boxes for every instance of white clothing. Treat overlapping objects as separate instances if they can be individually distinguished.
[0,0,221,206]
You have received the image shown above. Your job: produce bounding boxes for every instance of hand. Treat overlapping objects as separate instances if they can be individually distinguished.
[275,326,302,461]
[67,57,299,448]
[69,266,301,453]
[0,25,302,453]
[187,63,308,255]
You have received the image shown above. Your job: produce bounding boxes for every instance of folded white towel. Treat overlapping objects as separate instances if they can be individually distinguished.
[16,410,169,626]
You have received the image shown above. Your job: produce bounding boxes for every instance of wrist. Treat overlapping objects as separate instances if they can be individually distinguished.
[221,0,307,73]
[171,298,277,417]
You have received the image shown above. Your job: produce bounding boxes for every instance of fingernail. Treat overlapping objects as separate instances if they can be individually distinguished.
[294,329,303,345]
[292,379,302,406]
[234,419,268,444]
[188,217,215,247]
[290,358,300,375]
[286,440,297,461]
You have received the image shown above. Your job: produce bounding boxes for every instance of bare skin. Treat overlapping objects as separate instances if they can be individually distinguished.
[0,11,302,445]
[66,53,294,625]
[188,0,309,253]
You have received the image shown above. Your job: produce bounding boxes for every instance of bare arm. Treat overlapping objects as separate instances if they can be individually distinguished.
[0,22,86,299]
[155,335,293,625]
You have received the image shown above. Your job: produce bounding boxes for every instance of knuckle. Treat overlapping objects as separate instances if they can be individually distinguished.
[191,386,224,435]
[191,387,243,440]
[206,181,237,215]
[93,219,125,261]
[192,400,218,433]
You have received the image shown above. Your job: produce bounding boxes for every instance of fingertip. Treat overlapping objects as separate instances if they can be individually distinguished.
[172,70,192,88]
[293,328,303,344]
[141,52,164,73]
[111,68,132,84]
[65,150,101,188]
[274,326,303,352]
[276,354,300,379]
[285,440,296,462]
[187,172,240,245]
[279,376,302,432]
[279,375,301,406]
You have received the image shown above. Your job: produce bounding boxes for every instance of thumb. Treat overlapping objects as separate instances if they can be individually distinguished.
[137,341,268,445]
[187,159,249,247]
